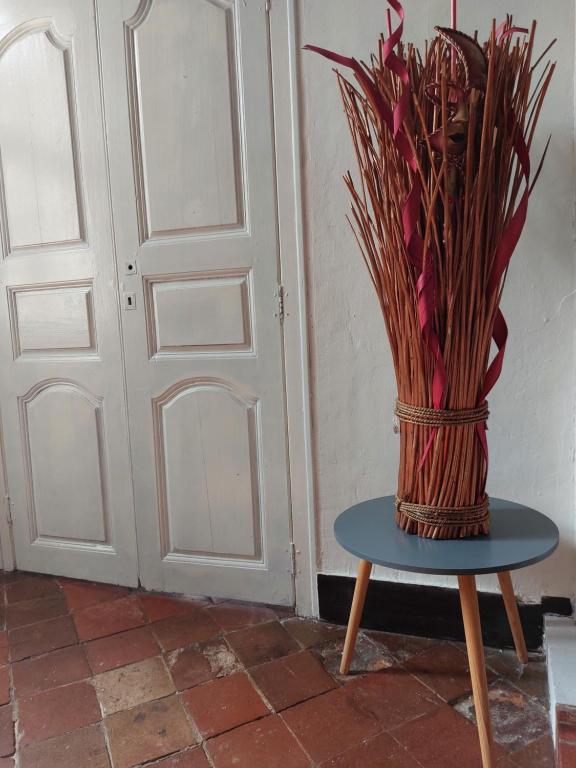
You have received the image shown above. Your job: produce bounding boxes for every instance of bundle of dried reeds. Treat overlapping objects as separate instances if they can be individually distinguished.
[306,3,554,538]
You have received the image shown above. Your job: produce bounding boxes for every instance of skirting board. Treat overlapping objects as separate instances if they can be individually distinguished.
[318,574,573,652]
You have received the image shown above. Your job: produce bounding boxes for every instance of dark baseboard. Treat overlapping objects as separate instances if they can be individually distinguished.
[318,574,573,652]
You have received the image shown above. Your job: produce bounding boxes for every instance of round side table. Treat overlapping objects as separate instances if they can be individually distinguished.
[334,496,559,768]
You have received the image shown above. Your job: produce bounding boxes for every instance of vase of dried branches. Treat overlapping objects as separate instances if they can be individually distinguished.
[307,3,553,538]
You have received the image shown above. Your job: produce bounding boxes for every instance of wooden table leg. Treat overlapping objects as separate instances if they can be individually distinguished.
[340,559,372,675]
[458,575,495,768]
[497,571,529,664]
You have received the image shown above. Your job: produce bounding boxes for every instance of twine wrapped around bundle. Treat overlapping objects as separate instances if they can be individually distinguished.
[306,3,554,538]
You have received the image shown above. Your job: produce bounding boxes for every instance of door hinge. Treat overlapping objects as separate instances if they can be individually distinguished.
[290,541,298,576]
[275,285,285,323]
[5,496,13,527]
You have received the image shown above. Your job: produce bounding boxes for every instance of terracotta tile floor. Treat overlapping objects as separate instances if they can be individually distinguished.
[0,571,555,767]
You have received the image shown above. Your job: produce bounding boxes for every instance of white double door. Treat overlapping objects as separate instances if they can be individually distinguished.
[0,0,295,605]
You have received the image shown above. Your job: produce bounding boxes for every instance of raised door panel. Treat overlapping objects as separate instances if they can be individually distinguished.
[9,281,96,358]
[144,270,252,357]
[0,23,84,253]
[126,0,243,241]
[20,381,110,546]
[154,381,261,561]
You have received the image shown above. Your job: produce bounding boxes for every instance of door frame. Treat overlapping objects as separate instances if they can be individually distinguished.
[0,0,318,616]
[269,0,317,617]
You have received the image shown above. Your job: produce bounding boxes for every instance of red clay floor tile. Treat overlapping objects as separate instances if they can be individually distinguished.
[9,615,77,662]
[149,748,211,767]
[18,681,101,746]
[206,601,277,632]
[73,595,146,641]
[0,670,8,707]
[207,715,310,768]
[251,650,337,711]
[393,704,504,768]
[558,705,576,727]
[12,645,90,698]
[281,687,381,763]
[559,717,576,744]
[5,578,60,605]
[60,580,130,612]
[5,595,68,630]
[152,610,220,652]
[94,656,175,715]
[138,594,208,623]
[105,696,197,768]
[319,731,422,767]
[226,620,300,667]
[403,642,494,702]
[0,759,13,767]
[85,625,159,673]
[168,639,240,691]
[345,667,443,729]
[282,617,346,649]
[19,723,110,768]
[0,706,14,757]
[0,635,7,666]
[182,671,269,739]
[167,646,213,691]
[560,742,576,768]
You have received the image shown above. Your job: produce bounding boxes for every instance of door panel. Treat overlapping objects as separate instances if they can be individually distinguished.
[153,380,262,560]
[0,1,138,584]
[98,0,294,603]
[125,0,243,239]
[20,381,111,544]
[0,24,84,251]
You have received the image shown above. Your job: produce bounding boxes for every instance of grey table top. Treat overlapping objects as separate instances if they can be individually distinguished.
[334,496,559,575]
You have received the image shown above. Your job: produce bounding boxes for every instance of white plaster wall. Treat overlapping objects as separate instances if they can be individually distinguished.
[297,0,576,601]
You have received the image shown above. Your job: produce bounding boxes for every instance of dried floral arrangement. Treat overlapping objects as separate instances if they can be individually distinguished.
[306,1,554,538]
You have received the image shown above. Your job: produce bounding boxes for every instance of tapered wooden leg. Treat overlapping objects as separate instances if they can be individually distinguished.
[340,559,372,675]
[497,571,529,664]
[458,575,495,768]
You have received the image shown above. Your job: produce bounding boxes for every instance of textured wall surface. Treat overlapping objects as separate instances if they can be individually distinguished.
[297,0,576,601]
